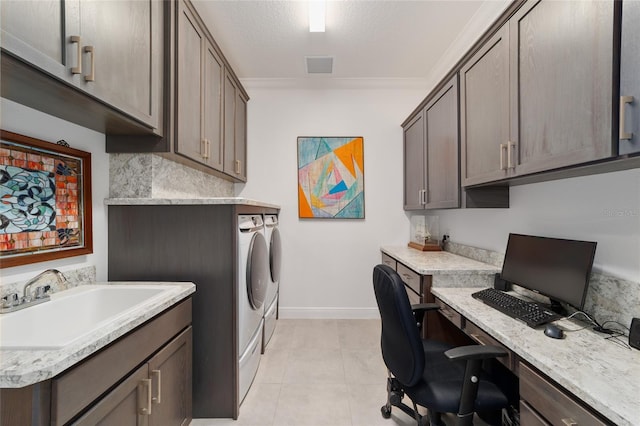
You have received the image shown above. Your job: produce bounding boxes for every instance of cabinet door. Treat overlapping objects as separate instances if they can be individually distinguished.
[509,0,614,175]
[0,0,80,83]
[403,112,426,210]
[76,0,163,129]
[425,76,460,209]
[148,327,193,426]
[203,42,224,170]
[223,72,240,178]
[235,91,248,181]
[176,0,206,164]
[223,74,248,181]
[460,25,510,186]
[620,0,640,155]
[72,364,149,426]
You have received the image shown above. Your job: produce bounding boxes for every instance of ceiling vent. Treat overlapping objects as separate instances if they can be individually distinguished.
[306,56,334,74]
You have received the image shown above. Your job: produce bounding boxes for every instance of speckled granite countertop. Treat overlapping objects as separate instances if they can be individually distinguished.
[432,287,640,426]
[0,282,195,388]
[381,246,500,275]
[380,246,500,288]
[105,197,280,209]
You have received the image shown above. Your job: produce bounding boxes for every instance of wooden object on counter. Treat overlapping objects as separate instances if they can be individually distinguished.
[407,241,442,251]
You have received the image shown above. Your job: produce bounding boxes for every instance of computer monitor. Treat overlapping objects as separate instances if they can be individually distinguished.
[500,233,597,311]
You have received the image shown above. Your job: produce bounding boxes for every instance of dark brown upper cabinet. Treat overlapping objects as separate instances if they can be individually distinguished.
[0,0,164,135]
[176,0,225,171]
[461,0,615,187]
[460,26,510,187]
[507,0,615,177]
[403,76,460,210]
[620,0,640,155]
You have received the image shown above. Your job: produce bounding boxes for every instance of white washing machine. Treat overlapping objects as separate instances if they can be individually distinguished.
[237,214,269,403]
[262,214,281,352]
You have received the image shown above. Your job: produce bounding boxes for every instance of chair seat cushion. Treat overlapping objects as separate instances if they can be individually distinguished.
[404,340,509,414]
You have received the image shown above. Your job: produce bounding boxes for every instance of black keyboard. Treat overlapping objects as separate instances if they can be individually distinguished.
[472,288,561,328]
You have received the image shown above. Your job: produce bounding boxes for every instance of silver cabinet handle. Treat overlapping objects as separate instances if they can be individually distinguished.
[84,46,95,82]
[235,159,241,174]
[499,143,507,170]
[507,141,516,170]
[70,36,82,74]
[561,419,577,426]
[620,95,634,140]
[151,369,162,404]
[138,378,152,415]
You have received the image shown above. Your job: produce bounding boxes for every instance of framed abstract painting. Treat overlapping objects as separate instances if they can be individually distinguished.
[0,130,93,268]
[297,136,365,219]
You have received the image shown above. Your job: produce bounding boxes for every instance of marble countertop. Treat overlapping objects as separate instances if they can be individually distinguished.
[381,246,500,275]
[0,282,195,388]
[105,197,280,209]
[432,287,640,426]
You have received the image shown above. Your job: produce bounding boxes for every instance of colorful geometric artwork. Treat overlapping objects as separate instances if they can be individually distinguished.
[0,130,92,268]
[297,137,365,219]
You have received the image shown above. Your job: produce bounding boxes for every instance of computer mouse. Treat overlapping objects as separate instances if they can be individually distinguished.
[544,324,565,339]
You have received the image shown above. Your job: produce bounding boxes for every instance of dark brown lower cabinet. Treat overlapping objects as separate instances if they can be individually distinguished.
[73,327,192,426]
[0,299,192,426]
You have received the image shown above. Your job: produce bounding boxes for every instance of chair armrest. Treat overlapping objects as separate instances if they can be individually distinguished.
[411,303,439,333]
[411,303,440,313]
[444,345,508,361]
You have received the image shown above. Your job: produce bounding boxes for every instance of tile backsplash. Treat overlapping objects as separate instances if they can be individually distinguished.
[109,153,233,199]
[1,265,96,299]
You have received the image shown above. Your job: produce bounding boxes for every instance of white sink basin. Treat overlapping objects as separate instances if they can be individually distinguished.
[0,285,170,349]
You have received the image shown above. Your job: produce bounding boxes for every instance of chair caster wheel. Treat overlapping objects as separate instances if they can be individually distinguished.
[381,405,392,419]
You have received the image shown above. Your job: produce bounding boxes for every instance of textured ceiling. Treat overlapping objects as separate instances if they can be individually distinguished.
[191,0,489,80]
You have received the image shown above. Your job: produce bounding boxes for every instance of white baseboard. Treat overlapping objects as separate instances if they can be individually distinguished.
[278,307,380,319]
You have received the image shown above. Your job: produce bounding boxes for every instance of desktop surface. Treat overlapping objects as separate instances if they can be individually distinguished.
[431,287,640,426]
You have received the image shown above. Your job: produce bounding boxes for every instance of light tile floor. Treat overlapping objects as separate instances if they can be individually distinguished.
[190,319,484,426]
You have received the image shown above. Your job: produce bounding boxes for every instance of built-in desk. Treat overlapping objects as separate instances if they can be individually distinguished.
[432,287,640,426]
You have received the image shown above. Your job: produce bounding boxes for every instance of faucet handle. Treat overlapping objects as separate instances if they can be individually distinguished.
[1,293,20,308]
[35,285,52,300]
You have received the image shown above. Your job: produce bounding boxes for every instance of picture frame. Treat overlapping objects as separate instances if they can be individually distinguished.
[297,136,365,219]
[0,130,93,268]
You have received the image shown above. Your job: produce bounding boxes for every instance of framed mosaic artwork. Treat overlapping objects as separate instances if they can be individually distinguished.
[0,130,92,268]
[297,136,365,219]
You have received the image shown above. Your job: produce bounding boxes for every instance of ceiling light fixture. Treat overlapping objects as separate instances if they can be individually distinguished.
[308,0,326,33]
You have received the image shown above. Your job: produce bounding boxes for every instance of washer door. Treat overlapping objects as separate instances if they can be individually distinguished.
[247,232,268,310]
[270,227,282,283]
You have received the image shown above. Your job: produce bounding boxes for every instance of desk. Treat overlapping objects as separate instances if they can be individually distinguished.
[432,287,640,426]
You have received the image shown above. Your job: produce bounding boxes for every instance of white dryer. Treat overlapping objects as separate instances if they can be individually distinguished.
[262,214,281,352]
[237,214,269,403]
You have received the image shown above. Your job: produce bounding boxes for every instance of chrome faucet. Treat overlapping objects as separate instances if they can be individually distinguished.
[22,269,66,302]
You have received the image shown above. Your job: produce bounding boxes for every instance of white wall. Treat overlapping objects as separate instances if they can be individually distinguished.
[237,81,425,317]
[0,98,109,285]
[431,169,640,282]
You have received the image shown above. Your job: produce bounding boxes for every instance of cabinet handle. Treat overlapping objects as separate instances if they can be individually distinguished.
[561,419,578,426]
[138,378,152,415]
[84,46,95,82]
[151,369,162,404]
[620,95,634,140]
[70,36,82,74]
[470,333,489,346]
[499,143,507,170]
[201,139,208,159]
[507,141,516,170]
[235,159,241,174]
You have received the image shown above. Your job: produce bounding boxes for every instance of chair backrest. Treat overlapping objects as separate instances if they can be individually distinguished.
[373,264,425,387]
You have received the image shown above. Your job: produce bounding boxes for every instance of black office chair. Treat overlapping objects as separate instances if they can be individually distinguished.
[373,264,509,426]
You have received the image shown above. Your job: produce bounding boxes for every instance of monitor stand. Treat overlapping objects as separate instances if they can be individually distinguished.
[549,299,568,316]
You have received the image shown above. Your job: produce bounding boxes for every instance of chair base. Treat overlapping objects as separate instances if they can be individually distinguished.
[382,377,445,426]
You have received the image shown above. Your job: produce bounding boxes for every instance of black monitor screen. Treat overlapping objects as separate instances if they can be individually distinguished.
[500,233,597,310]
